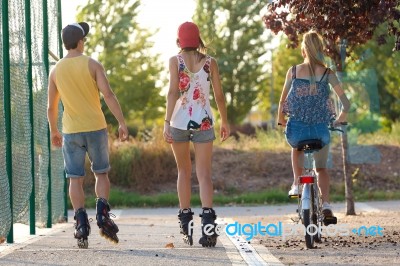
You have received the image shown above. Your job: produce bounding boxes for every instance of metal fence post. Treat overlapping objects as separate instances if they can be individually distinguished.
[2,0,14,243]
[25,0,36,236]
[56,0,68,222]
[42,0,52,228]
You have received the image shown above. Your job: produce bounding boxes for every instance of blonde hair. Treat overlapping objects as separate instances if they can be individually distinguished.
[301,31,326,93]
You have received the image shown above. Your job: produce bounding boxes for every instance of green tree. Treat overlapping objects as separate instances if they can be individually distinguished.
[259,37,303,123]
[77,0,164,127]
[347,25,400,125]
[193,0,270,125]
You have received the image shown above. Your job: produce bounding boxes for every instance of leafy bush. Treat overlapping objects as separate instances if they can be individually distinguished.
[108,127,177,192]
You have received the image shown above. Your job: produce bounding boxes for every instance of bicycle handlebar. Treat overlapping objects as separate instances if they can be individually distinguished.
[328,121,348,133]
[277,121,348,133]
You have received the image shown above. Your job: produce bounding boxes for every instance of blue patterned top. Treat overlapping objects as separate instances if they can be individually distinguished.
[283,66,336,125]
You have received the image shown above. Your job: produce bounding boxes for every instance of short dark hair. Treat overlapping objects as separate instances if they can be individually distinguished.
[61,22,89,50]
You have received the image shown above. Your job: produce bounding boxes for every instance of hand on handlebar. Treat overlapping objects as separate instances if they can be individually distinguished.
[332,119,348,127]
[329,119,348,133]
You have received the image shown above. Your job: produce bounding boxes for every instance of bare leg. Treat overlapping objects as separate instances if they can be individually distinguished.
[171,142,192,209]
[291,148,304,186]
[69,177,85,211]
[94,172,110,200]
[193,142,213,208]
[313,144,331,204]
[316,168,330,203]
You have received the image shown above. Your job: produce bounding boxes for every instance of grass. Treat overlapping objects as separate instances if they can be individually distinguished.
[352,121,400,146]
[75,188,291,209]
[73,186,400,209]
[218,128,290,152]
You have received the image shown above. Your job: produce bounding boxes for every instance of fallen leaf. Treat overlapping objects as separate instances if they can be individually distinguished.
[165,242,174,248]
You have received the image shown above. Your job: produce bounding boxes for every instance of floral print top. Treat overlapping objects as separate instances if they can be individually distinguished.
[171,54,214,131]
[283,65,337,125]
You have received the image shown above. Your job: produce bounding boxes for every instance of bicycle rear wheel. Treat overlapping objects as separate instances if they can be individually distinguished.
[311,184,322,243]
[303,184,320,248]
[303,209,314,248]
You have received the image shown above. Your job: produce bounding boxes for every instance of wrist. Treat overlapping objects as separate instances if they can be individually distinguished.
[164,119,170,125]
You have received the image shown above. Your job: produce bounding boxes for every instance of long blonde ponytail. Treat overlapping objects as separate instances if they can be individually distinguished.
[301,31,326,94]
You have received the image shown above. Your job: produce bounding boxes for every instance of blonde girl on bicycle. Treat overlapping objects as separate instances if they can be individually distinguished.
[277,30,350,219]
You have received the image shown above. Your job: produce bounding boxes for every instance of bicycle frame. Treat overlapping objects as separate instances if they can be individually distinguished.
[296,148,323,249]
[298,152,320,213]
[287,121,346,248]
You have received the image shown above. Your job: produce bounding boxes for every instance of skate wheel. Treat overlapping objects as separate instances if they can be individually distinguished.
[199,236,217,248]
[183,235,193,246]
[99,229,119,244]
[77,238,88,249]
[112,235,119,244]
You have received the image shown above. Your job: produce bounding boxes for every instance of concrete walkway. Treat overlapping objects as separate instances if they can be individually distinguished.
[1,201,398,266]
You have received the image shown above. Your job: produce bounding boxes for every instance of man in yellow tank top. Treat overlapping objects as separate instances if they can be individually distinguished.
[47,22,128,248]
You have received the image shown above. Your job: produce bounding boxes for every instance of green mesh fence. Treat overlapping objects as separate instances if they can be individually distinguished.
[0,0,65,241]
[48,0,66,224]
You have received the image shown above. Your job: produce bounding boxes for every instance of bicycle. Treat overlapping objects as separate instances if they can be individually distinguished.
[288,122,347,249]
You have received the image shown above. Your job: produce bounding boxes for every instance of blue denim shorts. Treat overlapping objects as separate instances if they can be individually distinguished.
[285,120,330,168]
[170,127,216,143]
[285,120,330,149]
[62,128,110,178]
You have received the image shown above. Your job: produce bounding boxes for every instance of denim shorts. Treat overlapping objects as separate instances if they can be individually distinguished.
[170,127,216,143]
[285,120,330,148]
[62,128,110,178]
[285,120,330,168]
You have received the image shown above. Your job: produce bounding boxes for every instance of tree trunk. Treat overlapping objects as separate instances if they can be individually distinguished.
[336,40,355,215]
[340,128,355,215]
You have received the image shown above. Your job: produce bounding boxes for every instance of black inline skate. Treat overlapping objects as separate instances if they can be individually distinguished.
[74,208,91,249]
[199,208,217,247]
[178,208,194,246]
[96,197,119,244]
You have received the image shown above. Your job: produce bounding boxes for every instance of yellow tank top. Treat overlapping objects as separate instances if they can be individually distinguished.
[55,55,107,133]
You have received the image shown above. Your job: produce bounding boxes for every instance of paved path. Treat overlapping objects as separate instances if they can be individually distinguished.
[1,200,399,265]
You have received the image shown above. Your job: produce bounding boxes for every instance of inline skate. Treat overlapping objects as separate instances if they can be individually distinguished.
[96,197,119,244]
[74,208,91,249]
[198,208,217,247]
[178,208,194,246]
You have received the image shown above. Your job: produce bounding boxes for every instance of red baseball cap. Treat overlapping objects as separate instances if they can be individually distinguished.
[177,22,200,49]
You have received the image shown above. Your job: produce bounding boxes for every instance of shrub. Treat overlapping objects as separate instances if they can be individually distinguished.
[108,127,177,192]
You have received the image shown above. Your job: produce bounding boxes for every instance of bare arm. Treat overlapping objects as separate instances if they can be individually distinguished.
[163,56,180,143]
[210,58,230,141]
[277,68,292,127]
[332,83,350,125]
[329,70,350,125]
[90,58,128,141]
[47,67,62,147]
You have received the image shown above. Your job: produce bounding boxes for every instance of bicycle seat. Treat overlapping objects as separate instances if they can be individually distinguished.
[296,139,323,152]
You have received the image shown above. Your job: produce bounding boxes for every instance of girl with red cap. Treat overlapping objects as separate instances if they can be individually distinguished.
[163,21,230,247]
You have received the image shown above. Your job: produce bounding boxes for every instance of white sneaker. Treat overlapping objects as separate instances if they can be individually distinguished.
[322,202,333,217]
[288,185,300,196]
